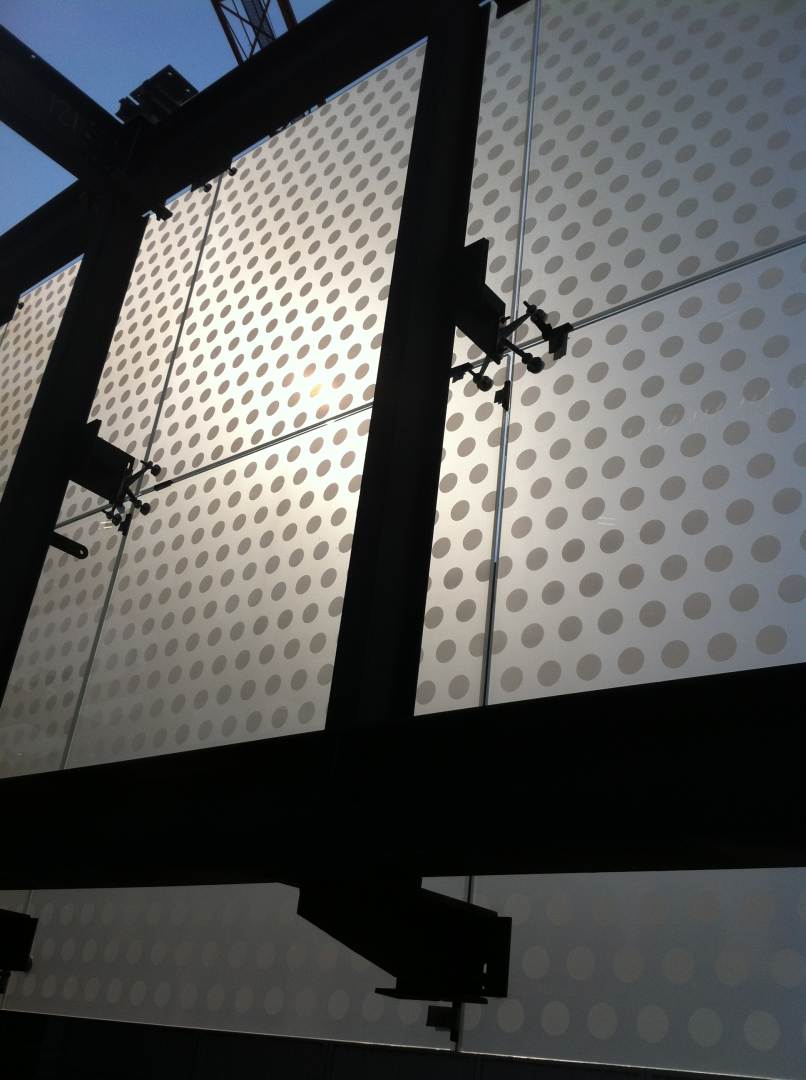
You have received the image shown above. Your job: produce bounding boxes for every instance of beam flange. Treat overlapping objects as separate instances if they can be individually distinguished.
[0,26,127,183]
[327,0,490,728]
[0,664,802,890]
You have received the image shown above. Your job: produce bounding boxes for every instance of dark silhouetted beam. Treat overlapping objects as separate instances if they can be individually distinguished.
[0,664,803,891]
[0,183,87,307]
[129,0,433,210]
[0,202,146,705]
[327,0,489,728]
[0,0,433,300]
[0,26,126,183]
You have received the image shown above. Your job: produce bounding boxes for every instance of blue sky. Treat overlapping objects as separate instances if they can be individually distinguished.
[0,0,325,233]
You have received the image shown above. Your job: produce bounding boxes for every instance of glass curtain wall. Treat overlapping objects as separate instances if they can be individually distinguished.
[1,1,805,1074]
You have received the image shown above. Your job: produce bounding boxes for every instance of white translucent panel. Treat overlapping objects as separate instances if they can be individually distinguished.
[61,186,218,521]
[418,0,537,713]
[2,881,457,1050]
[466,0,536,309]
[0,262,80,501]
[417,375,504,713]
[461,869,806,1079]
[0,516,122,778]
[149,51,422,477]
[521,0,806,325]
[491,246,806,703]
[67,411,370,767]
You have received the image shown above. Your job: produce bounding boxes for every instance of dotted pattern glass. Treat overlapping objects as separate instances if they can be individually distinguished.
[417,375,503,713]
[1,2,805,1073]
[2,879,462,1050]
[521,0,806,326]
[418,0,537,713]
[0,262,80,502]
[66,413,369,767]
[61,186,218,522]
[148,52,421,478]
[491,246,806,702]
[0,516,122,778]
[462,870,806,1079]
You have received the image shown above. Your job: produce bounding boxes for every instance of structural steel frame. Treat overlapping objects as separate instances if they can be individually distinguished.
[0,0,803,898]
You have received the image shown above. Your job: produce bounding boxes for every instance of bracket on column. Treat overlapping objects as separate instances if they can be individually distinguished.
[70,420,162,532]
[454,238,507,357]
[297,878,511,1042]
[450,238,572,403]
[0,909,38,995]
[190,160,237,194]
[49,532,88,560]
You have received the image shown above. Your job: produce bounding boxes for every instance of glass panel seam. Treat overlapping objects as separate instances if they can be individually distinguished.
[459,0,542,1053]
[140,175,225,472]
[54,175,224,775]
[137,401,374,495]
[518,233,806,353]
[479,0,542,712]
[53,400,375,530]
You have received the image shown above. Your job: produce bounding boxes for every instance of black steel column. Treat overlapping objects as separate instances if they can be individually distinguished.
[326,0,490,729]
[0,201,147,708]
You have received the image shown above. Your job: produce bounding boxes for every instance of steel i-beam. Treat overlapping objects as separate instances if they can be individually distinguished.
[326,0,490,729]
[0,201,146,707]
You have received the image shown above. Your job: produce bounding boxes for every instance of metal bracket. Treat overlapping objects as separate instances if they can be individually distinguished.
[450,238,572,403]
[50,532,88,560]
[0,909,38,989]
[453,238,507,357]
[297,878,511,1035]
[116,65,198,126]
[494,378,511,412]
[70,420,162,532]
[191,162,237,194]
[426,1002,462,1042]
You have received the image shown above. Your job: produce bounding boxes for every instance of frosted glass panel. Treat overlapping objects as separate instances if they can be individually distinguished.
[67,412,370,767]
[3,881,459,1051]
[462,870,806,1080]
[1,3,804,1072]
[418,0,537,713]
[62,185,217,521]
[491,245,806,702]
[0,516,122,778]
[521,0,806,324]
[149,51,421,476]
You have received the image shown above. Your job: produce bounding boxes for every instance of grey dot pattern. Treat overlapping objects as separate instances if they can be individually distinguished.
[66,414,369,768]
[492,248,806,702]
[463,869,806,1078]
[522,0,806,325]
[417,373,504,712]
[418,0,537,713]
[1,2,805,1073]
[149,52,421,477]
[61,186,218,521]
[2,879,461,1049]
[0,516,122,778]
[0,261,80,502]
